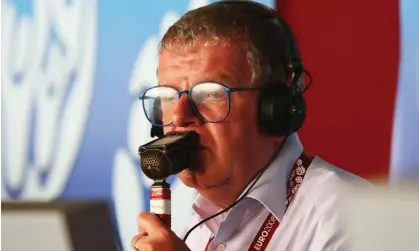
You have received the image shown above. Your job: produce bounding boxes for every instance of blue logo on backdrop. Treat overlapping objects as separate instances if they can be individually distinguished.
[1,0,274,250]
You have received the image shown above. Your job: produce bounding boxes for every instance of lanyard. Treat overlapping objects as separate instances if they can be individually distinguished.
[205,151,312,251]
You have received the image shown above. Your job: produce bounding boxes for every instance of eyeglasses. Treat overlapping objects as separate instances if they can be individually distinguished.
[139,82,259,126]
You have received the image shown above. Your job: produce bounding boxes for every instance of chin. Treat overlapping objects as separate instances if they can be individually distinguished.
[176,169,196,188]
[177,169,230,190]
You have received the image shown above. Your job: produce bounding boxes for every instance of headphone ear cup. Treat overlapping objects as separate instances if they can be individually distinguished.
[258,84,306,136]
[258,84,292,136]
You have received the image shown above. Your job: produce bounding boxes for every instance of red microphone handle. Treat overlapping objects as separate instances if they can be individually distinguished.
[150,180,171,229]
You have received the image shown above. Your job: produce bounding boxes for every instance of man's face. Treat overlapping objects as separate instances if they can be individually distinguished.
[158,40,278,207]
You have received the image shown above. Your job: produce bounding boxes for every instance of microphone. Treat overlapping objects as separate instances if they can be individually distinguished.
[138,131,199,228]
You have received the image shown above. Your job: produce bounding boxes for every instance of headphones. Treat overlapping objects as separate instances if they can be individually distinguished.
[151,0,307,138]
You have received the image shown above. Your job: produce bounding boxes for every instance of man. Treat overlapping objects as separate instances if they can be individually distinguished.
[132,1,369,250]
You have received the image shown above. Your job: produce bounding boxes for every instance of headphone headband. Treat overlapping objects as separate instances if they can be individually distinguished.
[210,0,304,91]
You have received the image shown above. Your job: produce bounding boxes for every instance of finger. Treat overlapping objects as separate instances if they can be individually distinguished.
[137,211,167,235]
[131,233,147,251]
[137,226,147,235]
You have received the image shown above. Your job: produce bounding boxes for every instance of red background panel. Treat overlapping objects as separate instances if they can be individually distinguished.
[276,0,400,180]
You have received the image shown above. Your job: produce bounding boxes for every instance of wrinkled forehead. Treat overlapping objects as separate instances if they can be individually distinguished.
[159,36,252,66]
[157,38,253,88]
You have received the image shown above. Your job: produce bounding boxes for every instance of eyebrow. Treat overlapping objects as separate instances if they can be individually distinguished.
[158,74,238,89]
[202,74,237,87]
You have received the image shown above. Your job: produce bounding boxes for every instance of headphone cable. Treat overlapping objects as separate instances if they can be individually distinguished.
[301,69,313,94]
[182,137,288,242]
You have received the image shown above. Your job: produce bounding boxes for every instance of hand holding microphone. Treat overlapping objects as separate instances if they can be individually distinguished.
[132,131,199,250]
[131,212,191,251]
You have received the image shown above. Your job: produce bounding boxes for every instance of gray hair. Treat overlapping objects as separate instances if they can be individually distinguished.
[159,3,298,88]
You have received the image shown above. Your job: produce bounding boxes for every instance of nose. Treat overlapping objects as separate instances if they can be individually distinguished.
[172,94,202,128]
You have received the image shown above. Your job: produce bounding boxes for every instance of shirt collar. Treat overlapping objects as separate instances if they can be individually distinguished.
[245,133,303,220]
[192,133,304,222]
